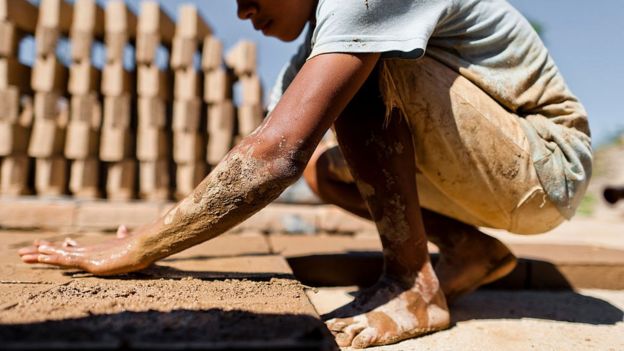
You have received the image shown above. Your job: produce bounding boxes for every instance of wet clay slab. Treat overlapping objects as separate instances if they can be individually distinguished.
[0,231,336,350]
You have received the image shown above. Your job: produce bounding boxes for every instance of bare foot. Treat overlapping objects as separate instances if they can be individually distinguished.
[324,264,450,349]
[435,229,517,302]
[18,234,148,275]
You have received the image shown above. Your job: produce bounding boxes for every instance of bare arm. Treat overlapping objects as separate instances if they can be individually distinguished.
[19,52,381,275]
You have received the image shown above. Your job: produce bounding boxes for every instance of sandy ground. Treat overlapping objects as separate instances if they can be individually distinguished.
[307,287,624,351]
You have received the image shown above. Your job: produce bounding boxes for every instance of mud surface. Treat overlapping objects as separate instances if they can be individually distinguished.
[0,277,327,347]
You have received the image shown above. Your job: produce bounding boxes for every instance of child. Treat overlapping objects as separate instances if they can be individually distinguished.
[20,0,592,348]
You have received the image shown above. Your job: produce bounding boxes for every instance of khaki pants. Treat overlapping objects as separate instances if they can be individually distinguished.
[326,56,565,234]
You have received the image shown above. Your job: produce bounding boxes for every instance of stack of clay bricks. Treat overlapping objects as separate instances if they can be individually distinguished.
[100,0,137,201]
[171,5,211,200]
[227,41,263,142]
[28,0,72,196]
[202,35,234,170]
[135,1,175,201]
[0,0,267,203]
[65,0,103,199]
[0,0,37,196]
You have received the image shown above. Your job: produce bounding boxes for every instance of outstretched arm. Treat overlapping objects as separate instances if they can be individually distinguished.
[19,52,381,275]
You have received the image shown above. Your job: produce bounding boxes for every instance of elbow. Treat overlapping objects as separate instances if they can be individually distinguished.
[266,155,306,187]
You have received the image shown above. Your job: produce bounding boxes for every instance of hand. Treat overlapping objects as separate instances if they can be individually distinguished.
[18,229,149,276]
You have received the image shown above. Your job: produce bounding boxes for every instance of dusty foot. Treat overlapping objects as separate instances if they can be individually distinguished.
[434,229,517,302]
[324,265,450,348]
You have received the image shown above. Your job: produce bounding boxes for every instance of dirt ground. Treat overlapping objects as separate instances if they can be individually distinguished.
[0,232,335,350]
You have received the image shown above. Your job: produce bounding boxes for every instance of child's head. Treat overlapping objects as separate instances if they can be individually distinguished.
[236,0,317,42]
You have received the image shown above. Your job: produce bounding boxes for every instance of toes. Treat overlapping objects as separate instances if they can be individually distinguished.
[328,317,367,348]
[326,317,352,332]
[351,327,379,349]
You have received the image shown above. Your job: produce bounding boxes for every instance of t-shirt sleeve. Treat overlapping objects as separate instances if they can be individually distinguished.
[309,0,450,60]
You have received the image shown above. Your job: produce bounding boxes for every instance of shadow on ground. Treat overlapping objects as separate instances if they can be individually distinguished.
[0,309,336,350]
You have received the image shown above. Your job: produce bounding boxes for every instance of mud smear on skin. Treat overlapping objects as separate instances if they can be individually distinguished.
[0,278,328,345]
[142,140,306,262]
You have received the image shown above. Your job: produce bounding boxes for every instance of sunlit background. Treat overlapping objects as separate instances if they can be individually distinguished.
[23,0,624,146]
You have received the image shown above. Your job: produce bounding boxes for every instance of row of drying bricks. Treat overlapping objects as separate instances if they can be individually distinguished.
[0,0,263,201]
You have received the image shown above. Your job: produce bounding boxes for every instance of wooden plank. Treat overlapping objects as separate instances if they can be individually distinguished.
[0,0,38,33]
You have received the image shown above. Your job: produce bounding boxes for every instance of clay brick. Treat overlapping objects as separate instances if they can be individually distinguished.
[34,156,68,196]
[138,159,171,201]
[28,119,66,158]
[237,103,264,137]
[136,127,169,161]
[0,57,31,92]
[269,234,382,257]
[174,67,201,100]
[101,61,134,95]
[68,157,100,199]
[316,205,376,233]
[225,40,257,76]
[0,86,19,122]
[38,0,73,32]
[104,0,137,38]
[0,122,31,156]
[69,0,104,60]
[102,94,132,129]
[173,131,205,163]
[174,4,211,39]
[201,36,223,72]
[135,1,175,64]
[172,98,201,132]
[137,97,167,129]
[174,161,207,199]
[206,100,235,165]
[203,67,233,103]
[0,21,21,58]
[31,55,68,93]
[170,37,196,70]
[167,232,269,259]
[65,121,99,159]
[0,154,31,196]
[33,91,61,121]
[138,64,170,100]
[68,60,101,95]
[69,93,101,124]
[34,0,73,57]
[105,159,136,200]
[0,0,39,33]
[240,74,263,105]
[0,197,75,228]
[170,5,211,69]
[74,201,162,230]
[99,127,133,162]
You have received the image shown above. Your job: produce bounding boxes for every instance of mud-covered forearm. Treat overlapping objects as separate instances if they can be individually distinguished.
[135,141,304,263]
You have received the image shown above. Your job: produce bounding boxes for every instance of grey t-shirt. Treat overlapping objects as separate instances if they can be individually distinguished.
[269,0,592,219]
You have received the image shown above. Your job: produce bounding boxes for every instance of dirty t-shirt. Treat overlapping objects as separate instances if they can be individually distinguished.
[268,0,592,219]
